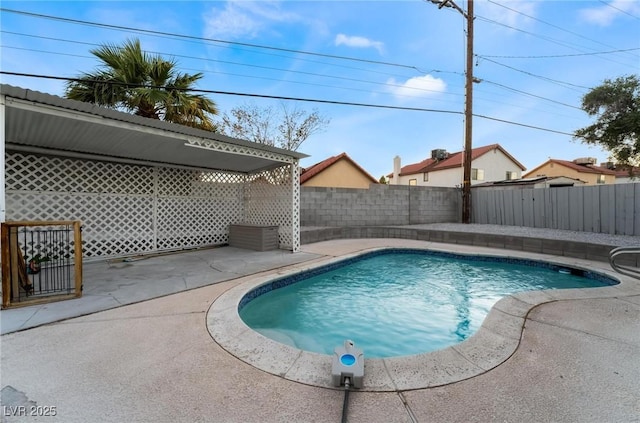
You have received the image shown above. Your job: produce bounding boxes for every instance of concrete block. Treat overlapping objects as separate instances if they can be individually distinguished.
[562,241,589,259]
[541,239,563,256]
[522,237,543,253]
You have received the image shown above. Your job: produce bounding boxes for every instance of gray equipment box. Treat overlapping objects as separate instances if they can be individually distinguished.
[228,224,279,251]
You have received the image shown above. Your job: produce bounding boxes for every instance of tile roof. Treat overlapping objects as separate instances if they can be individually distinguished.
[611,166,640,178]
[526,159,618,176]
[473,175,586,187]
[396,143,525,176]
[398,158,435,175]
[300,152,378,184]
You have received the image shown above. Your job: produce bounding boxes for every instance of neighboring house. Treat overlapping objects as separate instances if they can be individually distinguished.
[599,162,640,184]
[523,158,617,185]
[300,152,378,188]
[472,176,586,191]
[388,143,525,187]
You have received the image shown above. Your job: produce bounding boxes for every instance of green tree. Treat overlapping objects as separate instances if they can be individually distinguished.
[219,102,330,151]
[379,175,388,184]
[66,39,218,131]
[574,75,640,166]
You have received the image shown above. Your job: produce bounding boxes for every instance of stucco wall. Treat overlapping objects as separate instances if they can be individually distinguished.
[394,148,523,187]
[396,167,460,187]
[472,149,523,183]
[302,159,375,189]
[301,184,460,226]
[525,163,613,185]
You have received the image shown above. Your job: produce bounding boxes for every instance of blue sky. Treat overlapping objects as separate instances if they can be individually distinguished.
[1,1,639,179]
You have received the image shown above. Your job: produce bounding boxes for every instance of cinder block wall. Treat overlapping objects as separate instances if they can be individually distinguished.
[301,185,460,226]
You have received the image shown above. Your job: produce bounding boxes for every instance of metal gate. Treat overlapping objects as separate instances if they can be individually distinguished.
[1,221,83,308]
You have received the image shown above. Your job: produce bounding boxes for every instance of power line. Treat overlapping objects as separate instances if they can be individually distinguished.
[0,9,470,101]
[479,57,591,91]
[5,28,575,111]
[1,6,630,104]
[474,15,636,69]
[0,70,579,137]
[3,28,592,116]
[472,13,637,69]
[6,42,585,116]
[0,8,423,72]
[0,30,430,82]
[0,6,612,123]
[487,0,640,59]
[479,47,640,59]
[1,44,465,102]
[1,70,463,113]
[598,0,640,20]
[0,16,602,118]
[480,80,582,110]
[474,113,575,136]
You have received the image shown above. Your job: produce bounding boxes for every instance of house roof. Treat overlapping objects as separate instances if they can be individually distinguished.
[393,143,525,177]
[300,152,378,184]
[611,167,640,178]
[1,84,307,173]
[525,159,618,177]
[398,157,436,175]
[472,175,586,187]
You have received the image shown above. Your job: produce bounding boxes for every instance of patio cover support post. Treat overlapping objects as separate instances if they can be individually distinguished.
[291,160,301,252]
[0,94,5,223]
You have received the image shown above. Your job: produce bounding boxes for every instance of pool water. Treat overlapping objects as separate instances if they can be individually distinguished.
[239,250,615,358]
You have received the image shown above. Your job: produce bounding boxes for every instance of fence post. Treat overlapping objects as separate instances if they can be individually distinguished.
[74,221,83,298]
[9,226,20,303]
[1,223,10,307]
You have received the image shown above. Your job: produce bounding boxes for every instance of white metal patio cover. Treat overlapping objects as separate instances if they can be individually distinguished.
[0,84,307,171]
[0,84,308,221]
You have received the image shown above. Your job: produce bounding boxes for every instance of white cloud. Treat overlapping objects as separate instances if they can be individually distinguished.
[579,0,640,26]
[334,34,384,54]
[387,75,447,100]
[478,1,538,30]
[203,1,300,39]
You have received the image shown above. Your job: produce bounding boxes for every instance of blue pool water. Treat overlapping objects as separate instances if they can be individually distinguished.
[239,249,616,358]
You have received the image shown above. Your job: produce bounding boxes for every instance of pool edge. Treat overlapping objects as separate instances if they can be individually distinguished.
[206,242,638,392]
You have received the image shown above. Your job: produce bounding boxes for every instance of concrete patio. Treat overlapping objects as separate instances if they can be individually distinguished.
[1,227,639,422]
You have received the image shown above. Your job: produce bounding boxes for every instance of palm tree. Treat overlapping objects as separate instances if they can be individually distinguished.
[66,39,218,131]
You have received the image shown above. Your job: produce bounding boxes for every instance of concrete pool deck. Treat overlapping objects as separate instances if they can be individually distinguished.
[207,241,639,392]
[1,227,639,422]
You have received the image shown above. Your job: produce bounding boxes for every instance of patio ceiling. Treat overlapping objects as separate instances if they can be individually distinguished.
[1,84,307,173]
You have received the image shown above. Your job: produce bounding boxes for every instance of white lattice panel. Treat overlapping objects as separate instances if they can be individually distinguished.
[245,164,299,251]
[156,196,244,249]
[6,153,155,194]
[157,167,245,197]
[291,162,300,252]
[5,151,298,257]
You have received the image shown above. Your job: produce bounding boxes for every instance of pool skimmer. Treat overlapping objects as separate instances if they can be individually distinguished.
[331,340,364,389]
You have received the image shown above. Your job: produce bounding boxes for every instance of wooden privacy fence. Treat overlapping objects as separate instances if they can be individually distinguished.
[1,221,83,308]
[472,184,640,236]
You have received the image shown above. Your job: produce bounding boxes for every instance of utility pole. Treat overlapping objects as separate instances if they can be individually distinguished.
[427,0,474,223]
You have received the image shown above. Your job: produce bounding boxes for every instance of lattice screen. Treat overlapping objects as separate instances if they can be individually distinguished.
[245,163,300,251]
[156,168,245,250]
[5,152,299,258]
[6,153,156,258]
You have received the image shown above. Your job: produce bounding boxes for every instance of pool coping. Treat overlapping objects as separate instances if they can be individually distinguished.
[206,243,640,392]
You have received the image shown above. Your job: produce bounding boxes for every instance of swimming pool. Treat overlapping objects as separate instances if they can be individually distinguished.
[239,249,617,358]
[207,243,628,391]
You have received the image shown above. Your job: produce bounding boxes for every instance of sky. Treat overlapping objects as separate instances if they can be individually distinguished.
[1,1,639,180]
